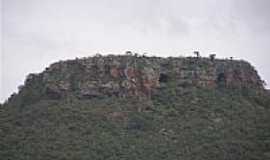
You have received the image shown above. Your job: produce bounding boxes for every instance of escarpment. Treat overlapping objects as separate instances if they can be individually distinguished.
[7,54,265,105]
[2,54,270,160]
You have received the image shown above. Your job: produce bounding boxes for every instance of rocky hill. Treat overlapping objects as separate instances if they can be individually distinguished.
[1,54,270,160]
[6,54,265,105]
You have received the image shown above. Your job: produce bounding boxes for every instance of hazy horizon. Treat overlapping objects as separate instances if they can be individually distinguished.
[1,0,270,103]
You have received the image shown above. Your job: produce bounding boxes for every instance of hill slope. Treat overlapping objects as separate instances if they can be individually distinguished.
[1,54,270,160]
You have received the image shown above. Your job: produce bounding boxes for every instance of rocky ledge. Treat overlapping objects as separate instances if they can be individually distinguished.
[8,54,265,104]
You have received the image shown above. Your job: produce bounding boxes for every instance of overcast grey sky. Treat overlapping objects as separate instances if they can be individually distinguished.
[1,0,270,103]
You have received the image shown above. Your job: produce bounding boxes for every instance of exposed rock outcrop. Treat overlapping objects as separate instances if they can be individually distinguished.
[10,54,265,103]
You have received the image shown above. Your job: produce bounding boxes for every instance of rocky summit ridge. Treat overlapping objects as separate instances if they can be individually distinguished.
[7,53,265,105]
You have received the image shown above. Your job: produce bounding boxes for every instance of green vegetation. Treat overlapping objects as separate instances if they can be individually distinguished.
[1,86,269,160]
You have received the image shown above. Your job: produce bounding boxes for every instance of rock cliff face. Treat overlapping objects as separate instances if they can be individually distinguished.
[10,54,264,104]
[2,54,270,160]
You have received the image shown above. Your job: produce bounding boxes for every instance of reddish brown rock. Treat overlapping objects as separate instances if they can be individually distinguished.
[110,68,120,78]
[17,55,265,101]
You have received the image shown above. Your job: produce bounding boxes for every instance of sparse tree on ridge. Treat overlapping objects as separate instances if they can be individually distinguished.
[125,51,132,56]
[210,54,216,61]
[194,51,200,58]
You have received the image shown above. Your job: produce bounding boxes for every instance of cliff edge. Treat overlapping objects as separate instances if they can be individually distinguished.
[7,54,265,105]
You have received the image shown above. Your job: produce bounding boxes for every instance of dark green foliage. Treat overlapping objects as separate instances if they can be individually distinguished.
[1,86,270,160]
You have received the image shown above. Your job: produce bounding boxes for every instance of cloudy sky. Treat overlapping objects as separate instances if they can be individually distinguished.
[1,0,270,102]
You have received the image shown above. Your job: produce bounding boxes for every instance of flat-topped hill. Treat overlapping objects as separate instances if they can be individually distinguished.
[1,54,269,160]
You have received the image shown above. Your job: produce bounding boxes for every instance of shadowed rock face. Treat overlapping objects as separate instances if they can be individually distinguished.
[10,55,265,103]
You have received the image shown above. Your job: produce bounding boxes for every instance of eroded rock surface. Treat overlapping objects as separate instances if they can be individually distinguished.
[12,55,265,102]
